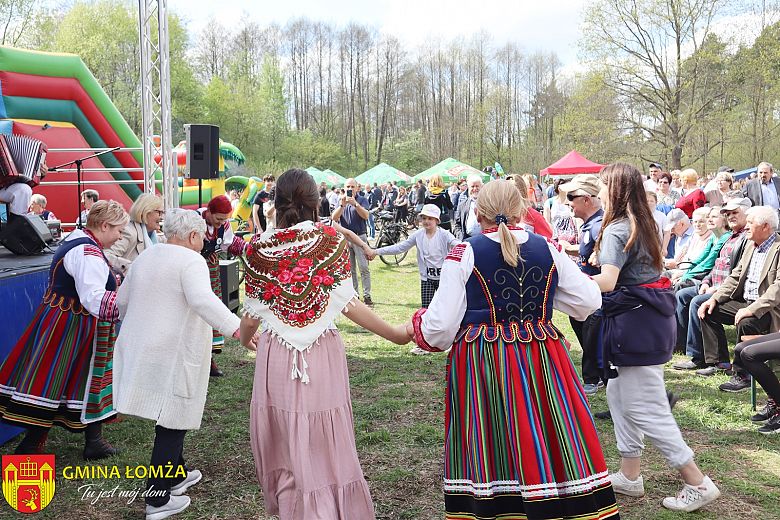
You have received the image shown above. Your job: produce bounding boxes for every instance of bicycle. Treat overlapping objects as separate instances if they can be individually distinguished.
[373,211,409,265]
[405,207,420,229]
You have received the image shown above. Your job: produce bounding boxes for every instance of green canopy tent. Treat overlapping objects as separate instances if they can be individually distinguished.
[355,162,410,187]
[412,157,488,184]
[305,166,345,187]
[321,169,348,187]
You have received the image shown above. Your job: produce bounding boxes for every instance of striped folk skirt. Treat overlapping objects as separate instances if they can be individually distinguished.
[444,331,619,520]
[0,303,117,431]
[207,257,224,351]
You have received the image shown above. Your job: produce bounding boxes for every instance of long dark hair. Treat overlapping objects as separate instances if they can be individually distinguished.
[274,168,319,228]
[595,163,663,271]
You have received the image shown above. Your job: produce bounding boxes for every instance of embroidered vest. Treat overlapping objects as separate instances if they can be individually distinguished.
[46,236,116,315]
[459,233,559,342]
[201,220,227,259]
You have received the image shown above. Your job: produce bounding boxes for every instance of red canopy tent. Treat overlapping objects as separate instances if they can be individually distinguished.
[540,150,604,176]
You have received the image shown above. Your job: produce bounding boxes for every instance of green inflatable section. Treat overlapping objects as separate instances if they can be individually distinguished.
[0,47,143,165]
[3,95,142,200]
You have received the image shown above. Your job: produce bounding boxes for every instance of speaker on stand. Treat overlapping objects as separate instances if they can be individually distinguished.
[184,124,220,208]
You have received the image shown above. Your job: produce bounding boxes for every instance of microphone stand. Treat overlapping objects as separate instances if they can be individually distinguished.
[48,147,120,229]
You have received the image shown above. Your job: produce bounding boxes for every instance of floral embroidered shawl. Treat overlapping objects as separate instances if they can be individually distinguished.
[243,221,354,381]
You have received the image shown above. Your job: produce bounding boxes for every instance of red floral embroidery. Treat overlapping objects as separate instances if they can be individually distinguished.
[245,225,351,328]
[274,228,299,241]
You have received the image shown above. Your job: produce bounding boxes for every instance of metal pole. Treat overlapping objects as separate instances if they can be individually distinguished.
[138,0,176,209]
[76,159,83,229]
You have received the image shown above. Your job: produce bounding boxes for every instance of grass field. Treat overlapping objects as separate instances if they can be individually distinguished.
[6,254,780,519]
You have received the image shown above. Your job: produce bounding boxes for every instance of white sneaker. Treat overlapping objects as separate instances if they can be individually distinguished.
[409,346,431,355]
[609,472,645,497]
[146,494,191,520]
[662,475,720,512]
[170,469,202,496]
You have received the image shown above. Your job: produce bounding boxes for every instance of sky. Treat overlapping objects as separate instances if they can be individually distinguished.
[168,0,587,70]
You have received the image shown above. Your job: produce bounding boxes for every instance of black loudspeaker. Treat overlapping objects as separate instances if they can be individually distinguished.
[185,124,220,179]
[219,259,240,313]
[0,214,53,255]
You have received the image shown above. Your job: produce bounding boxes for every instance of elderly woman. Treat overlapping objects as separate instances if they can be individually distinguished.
[0,201,128,459]
[105,193,164,276]
[705,171,734,206]
[114,208,257,520]
[28,193,57,221]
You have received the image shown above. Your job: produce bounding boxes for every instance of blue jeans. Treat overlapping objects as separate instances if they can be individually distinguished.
[675,285,713,365]
[367,213,375,238]
[675,286,698,349]
[687,293,713,365]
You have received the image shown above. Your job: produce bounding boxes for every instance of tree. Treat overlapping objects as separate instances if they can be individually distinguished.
[0,0,37,46]
[583,0,727,168]
[257,56,288,162]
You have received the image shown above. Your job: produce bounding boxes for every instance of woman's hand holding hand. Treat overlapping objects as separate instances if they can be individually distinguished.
[404,320,415,341]
[234,328,259,351]
[393,323,412,345]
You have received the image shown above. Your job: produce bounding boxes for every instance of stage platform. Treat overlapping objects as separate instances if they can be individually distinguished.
[0,245,54,445]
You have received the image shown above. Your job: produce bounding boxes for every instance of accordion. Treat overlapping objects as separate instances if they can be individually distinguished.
[0,134,48,189]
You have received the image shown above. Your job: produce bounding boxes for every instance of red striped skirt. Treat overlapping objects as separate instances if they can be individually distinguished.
[0,302,116,431]
[443,329,619,520]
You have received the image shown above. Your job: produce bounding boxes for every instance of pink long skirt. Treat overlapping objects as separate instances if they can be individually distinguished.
[250,330,375,520]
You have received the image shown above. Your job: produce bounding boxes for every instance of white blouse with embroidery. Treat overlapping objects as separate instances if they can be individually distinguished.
[418,229,602,350]
[62,229,119,321]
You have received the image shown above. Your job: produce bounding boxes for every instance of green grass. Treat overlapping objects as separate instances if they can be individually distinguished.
[5,254,780,519]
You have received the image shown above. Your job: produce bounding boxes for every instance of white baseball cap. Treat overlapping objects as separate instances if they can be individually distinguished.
[419,204,441,221]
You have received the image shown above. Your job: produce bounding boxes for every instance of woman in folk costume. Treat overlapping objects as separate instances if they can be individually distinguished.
[406,180,619,520]
[199,194,248,377]
[0,200,128,459]
[239,169,410,519]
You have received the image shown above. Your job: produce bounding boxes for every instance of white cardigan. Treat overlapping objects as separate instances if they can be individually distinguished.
[113,244,241,430]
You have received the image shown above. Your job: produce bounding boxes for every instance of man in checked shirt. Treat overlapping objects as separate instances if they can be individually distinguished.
[698,205,780,392]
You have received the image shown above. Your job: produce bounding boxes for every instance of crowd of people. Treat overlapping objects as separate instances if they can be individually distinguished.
[1,159,779,520]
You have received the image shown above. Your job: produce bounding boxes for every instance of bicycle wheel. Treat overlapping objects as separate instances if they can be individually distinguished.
[378,227,409,265]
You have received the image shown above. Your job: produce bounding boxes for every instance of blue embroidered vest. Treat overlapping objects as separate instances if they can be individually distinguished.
[45,236,116,314]
[459,232,560,343]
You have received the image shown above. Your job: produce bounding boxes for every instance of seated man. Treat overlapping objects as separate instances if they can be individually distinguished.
[673,199,748,369]
[698,206,780,392]
[0,180,32,224]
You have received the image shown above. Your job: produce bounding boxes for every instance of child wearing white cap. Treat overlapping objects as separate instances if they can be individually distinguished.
[367,204,460,354]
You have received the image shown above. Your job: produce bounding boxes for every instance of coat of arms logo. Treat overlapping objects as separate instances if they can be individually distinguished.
[2,454,55,513]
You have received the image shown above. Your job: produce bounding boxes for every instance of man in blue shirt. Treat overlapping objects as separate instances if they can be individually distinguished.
[664,208,693,261]
[559,175,603,394]
[333,177,373,306]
